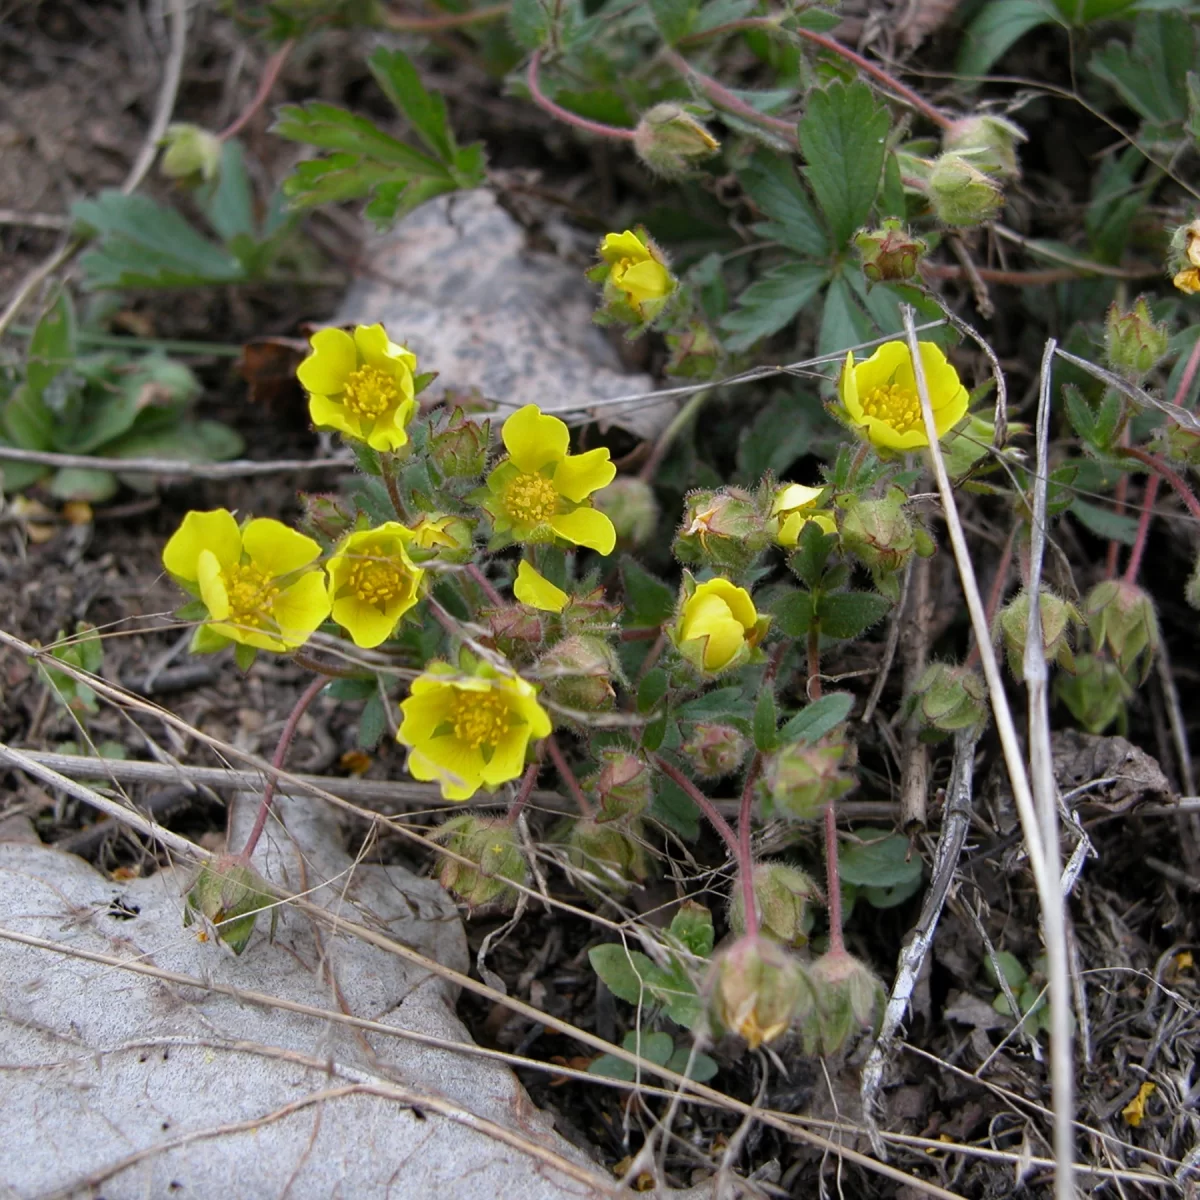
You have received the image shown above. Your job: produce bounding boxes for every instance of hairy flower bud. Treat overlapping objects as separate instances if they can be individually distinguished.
[299,492,355,542]
[408,512,475,563]
[927,153,1004,227]
[428,409,489,478]
[558,817,649,892]
[674,487,769,572]
[907,662,988,738]
[593,476,659,548]
[670,574,770,677]
[805,951,886,1055]
[994,587,1081,680]
[759,737,854,821]
[586,748,653,821]
[1054,653,1131,734]
[840,490,933,601]
[431,815,528,911]
[633,102,720,179]
[536,634,619,711]
[852,220,927,283]
[942,114,1026,181]
[184,856,273,955]
[709,935,813,1050]
[728,862,819,947]
[159,123,222,185]
[485,604,545,663]
[1105,297,1169,381]
[1084,579,1159,682]
[680,722,751,779]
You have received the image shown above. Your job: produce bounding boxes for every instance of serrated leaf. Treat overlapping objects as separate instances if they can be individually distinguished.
[200,139,257,243]
[818,274,873,360]
[1070,498,1139,544]
[956,0,1053,79]
[668,901,714,957]
[739,152,827,257]
[797,80,890,247]
[509,0,554,47]
[273,102,445,170]
[817,591,892,640]
[369,48,455,162]
[778,692,853,744]
[838,829,923,889]
[324,677,378,701]
[790,521,836,589]
[736,392,817,482]
[772,588,814,637]
[358,691,387,749]
[622,556,675,626]
[720,262,826,351]
[1089,11,1195,128]
[753,688,778,752]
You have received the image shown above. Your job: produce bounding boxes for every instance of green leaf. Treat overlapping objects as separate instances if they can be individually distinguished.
[650,956,702,1028]
[818,274,873,360]
[1089,11,1196,128]
[668,901,714,957]
[589,944,661,1005]
[369,48,455,162]
[509,0,555,47]
[638,667,669,715]
[234,642,258,672]
[2,385,55,452]
[720,262,827,351]
[650,774,700,839]
[625,1029,675,1065]
[838,829,923,889]
[956,0,1054,79]
[27,292,75,405]
[736,392,817,482]
[816,591,892,640]
[676,688,752,722]
[796,80,890,247]
[863,875,924,908]
[200,140,257,243]
[358,691,387,748]
[650,0,697,42]
[753,688,778,752]
[790,521,836,589]
[273,102,446,170]
[48,467,118,501]
[665,1047,719,1081]
[586,1053,636,1082]
[325,677,378,701]
[622,556,675,626]
[778,692,854,744]
[1070,498,1139,545]
[739,152,828,257]
[984,949,1029,990]
[772,588,813,637]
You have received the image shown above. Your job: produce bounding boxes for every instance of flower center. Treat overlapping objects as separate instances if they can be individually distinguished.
[342,365,400,418]
[448,690,511,751]
[346,555,408,608]
[860,382,921,434]
[503,472,559,525]
[224,562,279,629]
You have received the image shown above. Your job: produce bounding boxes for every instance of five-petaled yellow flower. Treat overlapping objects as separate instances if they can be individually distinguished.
[513,560,568,613]
[298,323,418,453]
[326,523,424,649]
[162,508,329,652]
[398,660,552,800]
[482,404,617,555]
[770,483,837,549]
[839,341,969,453]
[672,577,770,675]
[598,230,675,319]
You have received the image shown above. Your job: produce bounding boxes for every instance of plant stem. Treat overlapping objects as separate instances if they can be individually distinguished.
[505,760,541,826]
[662,49,797,142]
[1120,447,1200,522]
[219,39,295,141]
[824,804,846,957]
[1176,332,1200,411]
[651,754,743,866]
[1123,472,1160,585]
[237,675,327,864]
[737,756,761,937]
[526,50,637,141]
[806,627,822,700]
[546,734,595,819]
[382,456,408,522]
[383,2,509,31]
[291,649,370,679]
[966,522,1016,669]
[467,562,504,607]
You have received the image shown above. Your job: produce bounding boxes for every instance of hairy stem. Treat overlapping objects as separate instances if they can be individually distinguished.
[219,39,295,141]
[652,754,745,869]
[291,649,370,679]
[1120,447,1200,522]
[1123,472,1160,585]
[527,50,637,141]
[737,756,761,937]
[467,562,504,607]
[662,49,796,141]
[382,457,408,522]
[546,734,595,819]
[824,804,846,957]
[505,760,541,826]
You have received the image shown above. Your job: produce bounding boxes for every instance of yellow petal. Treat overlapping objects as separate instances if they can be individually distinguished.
[852,340,911,397]
[309,392,362,440]
[479,728,528,789]
[242,519,321,578]
[549,507,617,555]
[162,509,241,585]
[365,412,414,453]
[196,548,230,620]
[618,258,672,304]
[682,594,744,671]
[297,327,356,394]
[501,404,570,473]
[513,560,568,613]
[600,230,648,264]
[693,577,756,630]
[332,594,399,649]
[553,448,616,503]
[398,681,457,744]
[1175,267,1200,295]
[352,323,415,373]
[772,483,825,516]
[272,571,331,648]
[838,350,862,424]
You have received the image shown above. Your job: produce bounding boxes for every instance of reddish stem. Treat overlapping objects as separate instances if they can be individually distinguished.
[382,458,408,522]
[505,760,541,826]
[526,50,637,141]
[737,756,761,936]
[824,804,846,957]
[219,39,295,142]
[1175,333,1200,412]
[1120,447,1200,523]
[546,734,595,819]
[237,675,327,863]
[651,754,744,867]
[1123,473,1161,585]
[467,562,504,607]
[662,49,797,141]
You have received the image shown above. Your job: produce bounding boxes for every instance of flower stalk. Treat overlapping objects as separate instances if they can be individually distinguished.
[527,50,636,142]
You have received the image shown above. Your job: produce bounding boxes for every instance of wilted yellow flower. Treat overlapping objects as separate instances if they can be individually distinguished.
[326,522,424,649]
[162,508,329,652]
[514,560,568,613]
[672,576,769,675]
[482,404,617,554]
[839,340,969,452]
[1175,267,1200,295]
[297,323,417,453]
[770,483,837,549]
[598,230,675,318]
[398,660,552,801]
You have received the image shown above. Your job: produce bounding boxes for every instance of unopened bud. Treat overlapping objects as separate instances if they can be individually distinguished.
[1105,297,1169,381]
[1054,653,1131,734]
[852,220,927,283]
[680,722,750,779]
[760,737,854,821]
[160,123,221,185]
[728,861,819,947]
[943,114,1026,182]
[907,662,988,738]
[994,587,1081,680]
[593,476,659,548]
[709,935,813,1050]
[184,856,273,954]
[431,815,527,912]
[536,634,619,711]
[928,153,1004,227]
[485,604,545,663]
[674,487,769,572]
[408,512,475,563]
[1163,419,1200,466]
[840,490,933,601]
[805,951,886,1055]
[665,322,721,378]
[299,492,354,542]
[586,748,653,822]
[634,102,720,179]
[428,408,489,478]
[558,817,649,892]
[1084,579,1159,682]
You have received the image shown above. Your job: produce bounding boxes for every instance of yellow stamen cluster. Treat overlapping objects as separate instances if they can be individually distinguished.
[224,563,280,629]
[342,365,400,418]
[860,383,920,435]
[448,690,512,751]
[503,472,559,525]
[346,557,408,607]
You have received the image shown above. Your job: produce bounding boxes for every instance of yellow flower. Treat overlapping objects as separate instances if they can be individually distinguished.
[1174,267,1200,295]
[326,523,424,649]
[513,560,568,613]
[482,404,617,554]
[408,512,474,563]
[598,230,675,318]
[673,577,769,675]
[162,509,329,652]
[398,660,552,800]
[839,340,969,453]
[770,483,837,549]
[297,324,417,453]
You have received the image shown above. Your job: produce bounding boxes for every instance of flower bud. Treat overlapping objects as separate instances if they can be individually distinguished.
[1162,419,1200,466]
[1170,219,1200,295]
[536,634,619,711]
[159,123,221,185]
[633,102,720,179]
[852,220,927,283]
[769,483,837,550]
[299,492,355,542]
[806,951,886,1055]
[588,229,677,326]
[183,856,273,955]
[1105,297,1169,381]
[431,814,528,912]
[665,322,721,378]
[485,604,545,663]
[1054,653,1131,734]
[674,487,769,572]
[680,722,751,779]
[586,748,653,822]
[994,587,1081,680]
[1083,579,1159,682]
[408,512,475,563]
[907,662,988,738]
[558,817,649,892]
[428,409,489,478]
[759,737,855,821]
[670,574,770,677]
[840,490,931,601]
[709,935,813,1050]
[728,862,819,947]
[927,153,1004,227]
[593,476,659,548]
[942,114,1026,182]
